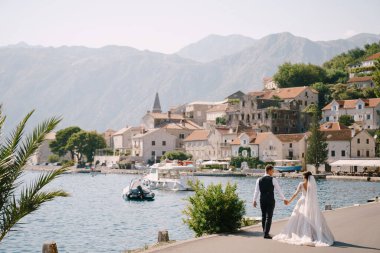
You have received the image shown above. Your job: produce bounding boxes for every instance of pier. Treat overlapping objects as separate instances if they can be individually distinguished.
[145,202,380,253]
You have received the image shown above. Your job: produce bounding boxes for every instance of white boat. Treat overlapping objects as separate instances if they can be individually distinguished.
[142,161,195,191]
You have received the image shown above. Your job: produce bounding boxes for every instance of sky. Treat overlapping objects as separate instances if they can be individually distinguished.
[0,0,379,54]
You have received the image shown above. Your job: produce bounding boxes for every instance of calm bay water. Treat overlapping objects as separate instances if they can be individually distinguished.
[1,172,379,252]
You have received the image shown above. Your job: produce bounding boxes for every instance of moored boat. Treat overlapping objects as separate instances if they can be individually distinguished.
[274,160,302,172]
[142,161,195,191]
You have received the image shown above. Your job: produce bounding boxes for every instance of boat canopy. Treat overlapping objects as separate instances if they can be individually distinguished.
[330,159,380,167]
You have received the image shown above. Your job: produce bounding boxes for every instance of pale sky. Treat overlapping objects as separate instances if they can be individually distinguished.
[1,0,379,53]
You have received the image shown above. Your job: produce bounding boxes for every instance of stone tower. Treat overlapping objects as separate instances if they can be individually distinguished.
[152,92,162,113]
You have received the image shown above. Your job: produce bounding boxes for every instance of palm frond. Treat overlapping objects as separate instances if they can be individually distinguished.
[0,167,68,241]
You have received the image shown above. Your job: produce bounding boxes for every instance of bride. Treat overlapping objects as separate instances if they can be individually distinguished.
[273,171,334,246]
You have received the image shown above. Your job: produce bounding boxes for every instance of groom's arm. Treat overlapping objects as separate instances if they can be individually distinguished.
[272,178,286,200]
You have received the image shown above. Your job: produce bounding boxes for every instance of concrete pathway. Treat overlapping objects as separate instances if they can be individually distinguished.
[147,202,380,253]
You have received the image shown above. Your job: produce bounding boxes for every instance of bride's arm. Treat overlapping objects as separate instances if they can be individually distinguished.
[288,184,302,204]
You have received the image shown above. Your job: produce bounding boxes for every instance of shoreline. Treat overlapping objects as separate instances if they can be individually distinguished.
[24,165,380,181]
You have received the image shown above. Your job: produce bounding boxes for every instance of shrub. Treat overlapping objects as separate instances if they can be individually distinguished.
[160,151,192,161]
[48,154,60,163]
[201,164,224,170]
[62,160,75,167]
[183,180,245,237]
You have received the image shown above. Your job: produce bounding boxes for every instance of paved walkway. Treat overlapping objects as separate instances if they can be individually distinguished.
[147,202,380,253]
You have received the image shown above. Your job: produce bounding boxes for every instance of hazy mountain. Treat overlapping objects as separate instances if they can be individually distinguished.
[0,33,379,131]
[176,34,256,62]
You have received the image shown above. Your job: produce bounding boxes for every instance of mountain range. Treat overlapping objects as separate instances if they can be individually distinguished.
[0,32,379,132]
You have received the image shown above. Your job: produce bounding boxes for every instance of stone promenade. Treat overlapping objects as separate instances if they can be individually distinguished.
[147,202,380,253]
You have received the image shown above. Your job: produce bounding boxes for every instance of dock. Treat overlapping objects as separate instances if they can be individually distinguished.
[145,202,380,253]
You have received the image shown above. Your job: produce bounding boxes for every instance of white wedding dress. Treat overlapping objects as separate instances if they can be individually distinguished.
[273,176,334,246]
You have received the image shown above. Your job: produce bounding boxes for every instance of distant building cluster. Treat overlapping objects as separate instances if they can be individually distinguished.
[31,52,380,169]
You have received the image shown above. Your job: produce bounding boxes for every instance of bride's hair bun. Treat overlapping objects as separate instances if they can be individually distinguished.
[303,171,312,180]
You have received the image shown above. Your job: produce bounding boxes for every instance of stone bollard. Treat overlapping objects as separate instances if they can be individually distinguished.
[157,230,169,243]
[325,204,332,210]
[42,241,58,253]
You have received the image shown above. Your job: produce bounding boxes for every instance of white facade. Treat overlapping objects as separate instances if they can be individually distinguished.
[112,127,142,150]
[230,133,258,157]
[326,140,351,164]
[322,98,380,129]
[132,128,177,162]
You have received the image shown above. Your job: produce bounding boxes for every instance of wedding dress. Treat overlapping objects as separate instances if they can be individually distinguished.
[273,176,334,246]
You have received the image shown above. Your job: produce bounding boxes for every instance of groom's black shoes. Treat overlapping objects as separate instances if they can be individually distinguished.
[264,234,272,239]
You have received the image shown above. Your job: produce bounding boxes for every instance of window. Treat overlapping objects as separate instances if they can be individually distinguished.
[289,143,292,148]
[366,139,369,144]
[326,117,329,122]
[241,114,245,120]
[357,138,360,144]
[341,150,345,157]
[242,101,245,107]
[258,113,261,119]
[162,141,166,146]
[152,141,156,146]
[331,150,335,157]
[366,150,370,157]
[252,114,255,120]
[179,134,185,139]
[265,113,268,119]
[358,104,363,109]
[367,114,371,120]
[151,151,156,156]
[357,150,361,156]
[305,91,308,97]
[304,101,308,106]
[243,140,247,145]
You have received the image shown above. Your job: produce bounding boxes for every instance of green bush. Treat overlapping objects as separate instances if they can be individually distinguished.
[183,180,245,237]
[202,164,224,170]
[47,154,60,163]
[160,151,192,161]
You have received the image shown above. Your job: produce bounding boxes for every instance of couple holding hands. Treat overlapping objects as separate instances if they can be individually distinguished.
[252,165,334,246]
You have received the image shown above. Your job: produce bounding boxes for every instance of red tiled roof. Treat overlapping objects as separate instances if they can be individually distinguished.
[248,86,318,100]
[184,130,209,141]
[275,133,305,142]
[322,98,380,110]
[320,122,349,131]
[322,129,352,141]
[365,52,380,61]
[348,76,373,83]
[148,113,184,120]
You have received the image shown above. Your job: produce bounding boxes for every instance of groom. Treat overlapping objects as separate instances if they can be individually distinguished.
[253,165,288,239]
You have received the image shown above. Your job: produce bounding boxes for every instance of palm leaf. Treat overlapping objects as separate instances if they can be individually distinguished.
[0,108,68,242]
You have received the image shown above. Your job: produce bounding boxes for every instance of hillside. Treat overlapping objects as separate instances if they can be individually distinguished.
[0,32,379,131]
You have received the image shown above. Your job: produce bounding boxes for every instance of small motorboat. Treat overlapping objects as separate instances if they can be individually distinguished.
[122,178,155,201]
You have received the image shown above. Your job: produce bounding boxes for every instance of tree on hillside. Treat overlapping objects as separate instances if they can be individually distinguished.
[50,126,81,160]
[66,131,106,163]
[273,62,327,88]
[0,108,68,241]
[339,115,354,126]
[373,59,380,98]
[306,112,328,173]
[311,82,332,110]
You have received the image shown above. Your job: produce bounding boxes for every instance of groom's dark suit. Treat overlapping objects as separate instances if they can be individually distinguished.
[253,173,285,237]
[259,176,275,236]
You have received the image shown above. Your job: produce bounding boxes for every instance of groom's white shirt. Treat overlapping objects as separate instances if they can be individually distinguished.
[253,173,286,202]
